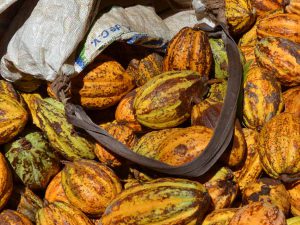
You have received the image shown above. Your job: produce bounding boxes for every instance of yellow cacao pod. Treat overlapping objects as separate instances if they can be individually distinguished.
[163,27,212,78]
[0,94,28,145]
[283,86,300,118]
[243,66,283,130]
[202,208,239,225]
[101,178,210,225]
[45,172,70,204]
[242,178,290,215]
[0,153,13,211]
[251,0,285,17]
[258,112,300,180]
[286,0,300,15]
[287,181,300,216]
[61,159,122,216]
[0,210,33,225]
[13,75,42,93]
[0,80,20,101]
[287,217,300,225]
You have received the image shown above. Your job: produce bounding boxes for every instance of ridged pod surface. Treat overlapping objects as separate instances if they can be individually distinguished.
[0,80,20,101]
[243,66,283,130]
[61,159,122,216]
[22,94,95,160]
[242,178,290,215]
[36,201,93,225]
[5,132,61,190]
[0,94,27,145]
[255,37,300,87]
[0,152,13,211]
[45,172,69,204]
[286,0,300,15]
[202,208,239,225]
[101,178,210,225]
[94,121,137,167]
[133,71,208,129]
[258,113,300,180]
[206,81,227,103]
[0,210,33,225]
[228,202,286,225]
[225,0,256,34]
[13,75,41,93]
[71,60,135,109]
[209,38,229,79]
[287,217,300,225]
[287,181,300,216]
[163,27,212,78]
[283,86,300,118]
[257,13,300,43]
[251,0,285,16]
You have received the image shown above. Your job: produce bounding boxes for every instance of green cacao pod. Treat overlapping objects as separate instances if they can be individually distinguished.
[202,208,239,225]
[209,38,229,79]
[206,80,228,103]
[101,178,210,225]
[242,178,290,215]
[287,217,300,225]
[36,201,93,225]
[133,70,208,129]
[61,159,122,217]
[5,132,61,190]
[255,37,300,87]
[22,93,95,160]
[0,152,13,211]
[0,94,28,145]
[243,66,283,130]
[258,112,300,181]
[0,209,33,225]
[283,86,300,118]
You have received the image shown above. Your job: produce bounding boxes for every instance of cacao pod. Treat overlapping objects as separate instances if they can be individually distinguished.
[202,208,239,225]
[94,121,137,167]
[288,217,300,225]
[286,0,300,15]
[0,152,13,211]
[257,13,300,43]
[45,172,69,204]
[209,38,229,79]
[133,70,208,129]
[0,94,28,145]
[71,60,135,109]
[243,66,283,130]
[206,80,228,103]
[283,86,300,118]
[225,0,256,34]
[13,75,42,93]
[0,209,33,225]
[5,132,61,190]
[36,201,93,225]
[255,37,300,87]
[251,0,285,16]
[101,178,210,225]
[258,112,300,181]
[163,27,212,78]
[22,94,95,160]
[61,159,122,216]
[0,80,20,101]
[287,181,300,216]
[242,178,290,215]
[229,202,286,225]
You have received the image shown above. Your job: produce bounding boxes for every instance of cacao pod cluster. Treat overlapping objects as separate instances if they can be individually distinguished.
[0,2,299,225]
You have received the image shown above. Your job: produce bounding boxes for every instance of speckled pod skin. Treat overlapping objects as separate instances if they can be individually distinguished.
[101,178,211,225]
[250,0,285,17]
[202,208,239,225]
[5,132,61,190]
[61,159,122,217]
[0,94,27,145]
[36,201,93,225]
[209,38,229,79]
[22,94,95,161]
[206,81,227,103]
[283,86,300,118]
[0,153,13,211]
[255,37,300,87]
[242,178,290,215]
[71,60,135,109]
[286,0,300,15]
[243,66,283,130]
[133,70,208,129]
[257,13,300,44]
[45,172,69,204]
[0,210,33,225]
[225,0,256,35]
[258,113,300,180]
[0,80,20,101]
[287,182,300,216]
[229,202,286,225]
[163,27,212,78]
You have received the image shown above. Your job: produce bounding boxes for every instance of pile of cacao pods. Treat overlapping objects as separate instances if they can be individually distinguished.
[0,0,299,224]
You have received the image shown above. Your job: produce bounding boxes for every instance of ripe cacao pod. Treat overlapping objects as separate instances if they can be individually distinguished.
[133,70,208,129]
[206,80,228,103]
[287,181,300,216]
[0,94,28,145]
[36,201,93,225]
[13,75,42,93]
[22,94,95,160]
[251,0,285,16]
[101,178,210,225]
[258,112,300,181]
[287,217,300,225]
[0,209,33,225]
[5,132,61,190]
[243,66,283,130]
[71,60,135,109]
[255,37,300,87]
[229,202,286,225]
[94,121,137,167]
[286,0,300,15]
[202,208,239,225]
[257,13,300,43]
[283,86,300,118]
[0,80,20,101]
[0,152,13,211]
[163,27,212,78]
[242,178,290,215]
[61,159,122,216]
[45,172,69,204]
